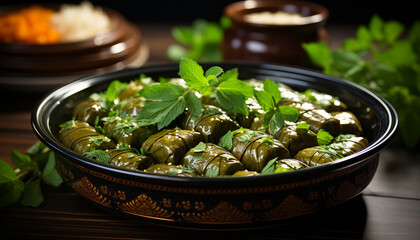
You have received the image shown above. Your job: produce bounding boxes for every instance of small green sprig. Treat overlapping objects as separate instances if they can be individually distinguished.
[0,142,63,208]
[253,79,300,135]
[136,58,253,130]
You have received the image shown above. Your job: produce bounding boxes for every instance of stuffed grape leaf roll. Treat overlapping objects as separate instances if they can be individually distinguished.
[183,142,245,176]
[230,129,290,172]
[59,120,116,155]
[273,122,318,156]
[179,105,239,143]
[108,149,154,171]
[141,129,202,164]
[72,99,107,126]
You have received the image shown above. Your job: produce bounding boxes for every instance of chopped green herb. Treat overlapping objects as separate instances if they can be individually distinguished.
[59,120,76,130]
[190,142,207,153]
[84,149,111,164]
[317,129,334,146]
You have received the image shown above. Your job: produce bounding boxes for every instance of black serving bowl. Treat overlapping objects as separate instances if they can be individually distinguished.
[32,63,398,229]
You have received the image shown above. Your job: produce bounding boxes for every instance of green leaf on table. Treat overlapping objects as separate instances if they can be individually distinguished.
[0,179,24,207]
[42,152,63,187]
[11,150,32,172]
[0,159,18,184]
[20,180,43,208]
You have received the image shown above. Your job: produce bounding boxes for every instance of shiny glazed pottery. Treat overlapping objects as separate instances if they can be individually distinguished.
[222,0,329,67]
[32,63,398,229]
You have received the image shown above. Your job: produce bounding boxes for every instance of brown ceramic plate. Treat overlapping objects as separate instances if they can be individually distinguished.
[32,63,398,229]
[0,4,128,55]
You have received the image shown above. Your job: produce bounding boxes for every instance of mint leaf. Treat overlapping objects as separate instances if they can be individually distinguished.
[179,58,208,91]
[0,180,24,207]
[218,68,238,83]
[139,83,186,101]
[317,129,334,146]
[384,20,404,44]
[302,41,331,73]
[0,160,18,184]
[263,78,282,103]
[216,89,248,116]
[218,130,233,151]
[105,80,128,103]
[11,150,33,172]
[369,15,384,41]
[254,89,275,111]
[261,158,278,175]
[297,122,310,131]
[20,180,43,207]
[190,142,207,153]
[205,66,223,78]
[42,152,63,187]
[184,91,202,116]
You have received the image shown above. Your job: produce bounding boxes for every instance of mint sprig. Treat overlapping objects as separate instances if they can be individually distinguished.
[0,142,63,208]
[137,58,253,129]
[303,16,420,148]
[253,78,300,135]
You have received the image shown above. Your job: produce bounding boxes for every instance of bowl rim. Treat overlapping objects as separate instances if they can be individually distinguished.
[224,0,329,28]
[31,62,398,188]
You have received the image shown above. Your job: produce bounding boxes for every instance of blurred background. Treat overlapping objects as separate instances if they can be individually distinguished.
[1,0,418,25]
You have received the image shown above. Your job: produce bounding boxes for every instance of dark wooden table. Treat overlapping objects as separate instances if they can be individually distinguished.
[1,24,420,239]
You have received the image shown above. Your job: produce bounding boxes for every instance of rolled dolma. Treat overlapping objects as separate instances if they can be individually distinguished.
[274,159,309,173]
[183,142,245,176]
[231,129,290,172]
[108,149,154,171]
[303,89,348,112]
[330,134,369,157]
[273,123,318,156]
[102,116,154,149]
[180,105,239,143]
[232,170,259,176]
[282,100,341,136]
[331,111,364,136]
[146,163,198,177]
[59,120,116,155]
[141,129,203,164]
[72,99,107,126]
[293,146,340,166]
[293,134,369,166]
[111,97,144,117]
